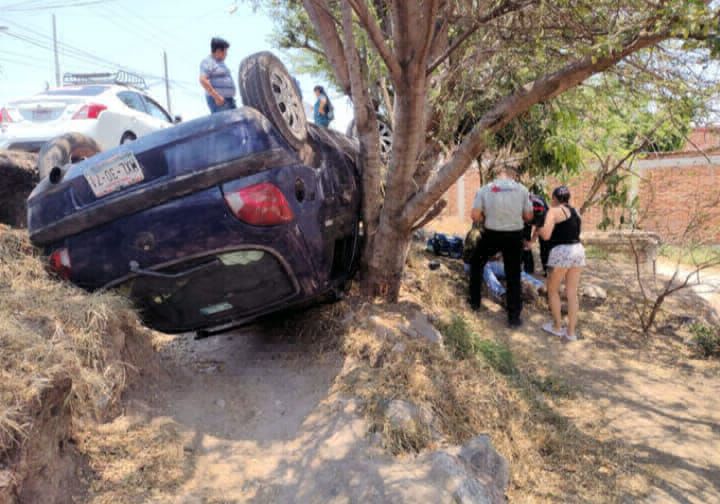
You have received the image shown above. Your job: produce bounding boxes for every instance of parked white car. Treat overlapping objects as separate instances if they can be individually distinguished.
[0,73,176,153]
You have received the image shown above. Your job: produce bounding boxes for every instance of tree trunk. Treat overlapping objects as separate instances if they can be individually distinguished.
[361,219,411,300]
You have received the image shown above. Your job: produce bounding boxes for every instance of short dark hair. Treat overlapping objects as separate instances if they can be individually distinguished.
[552,185,571,204]
[313,85,325,94]
[211,37,230,52]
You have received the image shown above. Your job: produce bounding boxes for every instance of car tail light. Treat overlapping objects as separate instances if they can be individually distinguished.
[224,182,294,226]
[0,107,12,123]
[49,248,71,280]
[72,103,107,120]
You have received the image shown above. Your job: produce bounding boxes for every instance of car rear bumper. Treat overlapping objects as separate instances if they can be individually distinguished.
[121,245,302,333]
[0,121,100,152]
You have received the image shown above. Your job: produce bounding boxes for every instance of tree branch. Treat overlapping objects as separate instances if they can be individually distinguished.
[303,0,352,94]
[412,199,447,231]
[348,0,403,85]
[426,0,535,75]
[402,29,668,227]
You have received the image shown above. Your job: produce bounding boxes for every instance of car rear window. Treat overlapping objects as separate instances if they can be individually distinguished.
[41,85,109,97]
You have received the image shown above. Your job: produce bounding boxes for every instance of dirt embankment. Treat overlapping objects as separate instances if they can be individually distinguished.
[0,228,160,503]
[0,151,38,228]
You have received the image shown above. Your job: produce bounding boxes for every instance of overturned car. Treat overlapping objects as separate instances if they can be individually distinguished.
[27,52,362,334]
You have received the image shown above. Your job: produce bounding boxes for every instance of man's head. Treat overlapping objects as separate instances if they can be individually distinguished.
[211,37,230,60]
[497,165,520,180]
[313,85,325,98]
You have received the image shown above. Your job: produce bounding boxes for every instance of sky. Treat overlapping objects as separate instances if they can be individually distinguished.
[0,0,353,132]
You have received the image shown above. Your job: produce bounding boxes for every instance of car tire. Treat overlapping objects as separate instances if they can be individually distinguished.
[38,133,102,181]
[346,117,393,161]
[120,132,137,144]
[238,51,308,150]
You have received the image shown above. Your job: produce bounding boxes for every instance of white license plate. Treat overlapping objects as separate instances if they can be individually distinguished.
[84,151,144,197]
[32,109,53,120]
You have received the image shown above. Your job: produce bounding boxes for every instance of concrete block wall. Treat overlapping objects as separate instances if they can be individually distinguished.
[440,155,720,244]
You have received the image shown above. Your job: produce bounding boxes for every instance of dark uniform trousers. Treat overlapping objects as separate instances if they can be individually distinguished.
[469,229,524,321]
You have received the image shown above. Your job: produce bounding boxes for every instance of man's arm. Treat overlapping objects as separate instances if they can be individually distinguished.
[200,74,225,106]
[319,96,328,115]
[471,189,485,223]
[199,62,225,106]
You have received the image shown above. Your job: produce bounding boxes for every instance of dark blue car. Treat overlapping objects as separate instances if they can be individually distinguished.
[27,53,362,334]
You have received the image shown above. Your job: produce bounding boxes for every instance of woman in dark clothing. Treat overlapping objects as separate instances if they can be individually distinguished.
[537,186,585,341]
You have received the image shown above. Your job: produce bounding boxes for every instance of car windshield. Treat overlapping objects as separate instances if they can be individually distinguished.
[41,85,109,97]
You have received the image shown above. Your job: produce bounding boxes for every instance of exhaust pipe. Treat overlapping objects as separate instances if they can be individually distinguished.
[49,166,65,184]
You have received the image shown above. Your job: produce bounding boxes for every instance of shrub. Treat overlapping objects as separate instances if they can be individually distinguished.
[689,322,720,358]
[439,315,479,359]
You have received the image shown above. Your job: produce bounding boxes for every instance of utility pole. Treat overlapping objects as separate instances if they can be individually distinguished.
[163,50,172,115]
[52,14,60,87]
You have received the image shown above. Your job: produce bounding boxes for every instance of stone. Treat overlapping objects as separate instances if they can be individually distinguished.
[391,342,407,354]
[582,283,607,301]
[385,400,418,432]
[367,315,399,340]
[459,435,510,495]
[399,311,444,346]
[385,399,434,434]
[429,451,496,504]
[215,399,226,409]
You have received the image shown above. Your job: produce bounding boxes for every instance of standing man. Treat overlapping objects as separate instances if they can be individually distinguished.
[469,166,533,327]
[199,37,237,114]
[313,85,333,128]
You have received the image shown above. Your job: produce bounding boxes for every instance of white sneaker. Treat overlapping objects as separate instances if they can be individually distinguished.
[563,333,578,342]
[542,322,566,338]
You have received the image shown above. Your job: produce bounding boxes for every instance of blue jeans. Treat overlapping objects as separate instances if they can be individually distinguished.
[484,260,544,299]
[206,96,237,114]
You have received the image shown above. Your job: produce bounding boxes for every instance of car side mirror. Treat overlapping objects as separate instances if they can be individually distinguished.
[173,115,182,124]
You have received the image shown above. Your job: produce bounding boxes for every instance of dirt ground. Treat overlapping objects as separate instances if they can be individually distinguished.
[490,258,720,503]
[73,250,719,503]
[95,326,502,503]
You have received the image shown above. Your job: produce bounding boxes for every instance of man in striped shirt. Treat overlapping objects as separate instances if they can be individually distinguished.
[199,37,237,114]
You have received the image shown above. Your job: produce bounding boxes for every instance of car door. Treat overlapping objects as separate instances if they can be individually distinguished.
[139,95,173,132]
[116,91,154,138]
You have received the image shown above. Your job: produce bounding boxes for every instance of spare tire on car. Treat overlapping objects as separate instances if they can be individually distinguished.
[239,51,308,150]
[37,132,102,182]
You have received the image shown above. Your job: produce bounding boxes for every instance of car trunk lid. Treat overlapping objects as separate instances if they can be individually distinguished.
[11,98,85,123]
[27,108,295,246]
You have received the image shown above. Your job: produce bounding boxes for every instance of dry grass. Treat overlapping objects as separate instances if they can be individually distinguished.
[78,414,190,504]
[0,226,152,456]
[332,244,650,502]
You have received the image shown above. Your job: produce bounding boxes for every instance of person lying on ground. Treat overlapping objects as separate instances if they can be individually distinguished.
[484,255,546,305]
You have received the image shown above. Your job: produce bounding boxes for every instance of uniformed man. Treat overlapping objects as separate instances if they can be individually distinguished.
[469,166,533,327]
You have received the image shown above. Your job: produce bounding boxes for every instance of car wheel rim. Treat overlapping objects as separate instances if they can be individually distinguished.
[270,71,304,138]
[352,120,393,161]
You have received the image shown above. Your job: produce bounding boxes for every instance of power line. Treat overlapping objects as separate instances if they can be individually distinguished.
[0,18,195,86]
[1,0,119,11]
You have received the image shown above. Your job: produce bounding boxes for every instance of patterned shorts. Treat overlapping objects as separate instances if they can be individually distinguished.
[548,243,586,268]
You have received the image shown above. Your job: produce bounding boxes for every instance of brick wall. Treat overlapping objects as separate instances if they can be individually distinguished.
[439,154,720,244]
